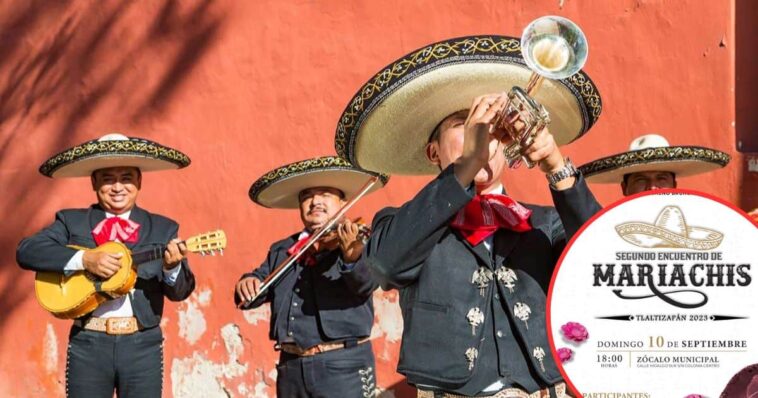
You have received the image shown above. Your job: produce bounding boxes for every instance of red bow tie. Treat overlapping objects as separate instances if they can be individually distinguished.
[450,194,532,246]
[287,236,317,267]
[92,217,141,246]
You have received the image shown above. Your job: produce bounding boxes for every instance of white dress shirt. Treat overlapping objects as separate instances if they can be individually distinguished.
[63,210,182,318]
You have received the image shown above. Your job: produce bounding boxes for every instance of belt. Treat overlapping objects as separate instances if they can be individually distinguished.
[417,383,568,398]
[74,316,142,335]
[277,337,371,357]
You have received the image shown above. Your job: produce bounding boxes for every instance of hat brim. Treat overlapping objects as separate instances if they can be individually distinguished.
[335,35,602,175]
[579,146,730,184]
[40,138,190,178]
[249,157,389,209]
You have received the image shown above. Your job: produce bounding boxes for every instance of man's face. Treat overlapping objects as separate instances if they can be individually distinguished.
[91,167,141,214]
[298,187,346,231]
[427,112,506,188]
[622,171,677,196]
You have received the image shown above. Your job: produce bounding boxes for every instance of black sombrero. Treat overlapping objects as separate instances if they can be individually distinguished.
[249,156,389,209]
[334,35,602,175]
[39,133,191,178]
[579,134,731,184]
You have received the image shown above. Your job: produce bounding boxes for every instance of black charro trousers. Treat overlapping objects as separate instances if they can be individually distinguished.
[65,326,163,398]
[276,342,376,398]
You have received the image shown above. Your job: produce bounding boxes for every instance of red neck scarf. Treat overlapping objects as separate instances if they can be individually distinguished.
[450,194,532,246]
[92,216,141,246]
[287,235,317,267]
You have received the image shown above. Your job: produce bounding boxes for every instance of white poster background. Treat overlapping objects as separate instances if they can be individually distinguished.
[549,192,758,397]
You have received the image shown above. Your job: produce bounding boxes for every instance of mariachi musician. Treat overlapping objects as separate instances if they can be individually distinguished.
[578,133,731,196]
[16,133,195,397]
[334,32,603,397]
[235,156,388,398]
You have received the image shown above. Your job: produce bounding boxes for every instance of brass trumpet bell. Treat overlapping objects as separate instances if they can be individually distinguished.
[500,16,588,168]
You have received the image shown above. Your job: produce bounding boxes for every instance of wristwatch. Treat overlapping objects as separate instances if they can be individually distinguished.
[546,157,578,188]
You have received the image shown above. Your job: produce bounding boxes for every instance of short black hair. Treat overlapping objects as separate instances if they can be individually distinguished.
[428,109,469,144]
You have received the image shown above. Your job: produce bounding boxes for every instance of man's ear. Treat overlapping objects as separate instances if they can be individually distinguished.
[425,142,440,166]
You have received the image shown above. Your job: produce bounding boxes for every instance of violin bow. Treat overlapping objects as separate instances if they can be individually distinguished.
[239,175,380,309]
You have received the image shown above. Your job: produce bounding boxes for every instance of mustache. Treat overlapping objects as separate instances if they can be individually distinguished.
[308,205,327,214]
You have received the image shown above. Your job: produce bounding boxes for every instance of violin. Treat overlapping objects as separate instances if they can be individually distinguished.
[308,217,371,253]
[239,175,380,308]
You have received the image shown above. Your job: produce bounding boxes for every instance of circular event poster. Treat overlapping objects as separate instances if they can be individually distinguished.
[548,190,758,397]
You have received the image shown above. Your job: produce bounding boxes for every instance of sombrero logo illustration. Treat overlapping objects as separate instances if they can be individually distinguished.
[547,191,758,398]
[615,205,724,251]
[592,204,747,309]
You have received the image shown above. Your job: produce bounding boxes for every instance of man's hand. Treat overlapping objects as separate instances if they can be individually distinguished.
[83,251,123,279]
[236,277,262,304]
[337,219,365,263]
[454,93,508,186]
[521,127,574,189]
[521,127,564,173]
[163,238,187,271]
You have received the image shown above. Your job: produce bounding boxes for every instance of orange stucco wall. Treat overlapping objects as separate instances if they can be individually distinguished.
[0,1,751,397]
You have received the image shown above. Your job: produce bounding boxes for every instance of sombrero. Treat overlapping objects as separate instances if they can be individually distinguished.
[721,363,758,398]
[249,156,389,209]
[579,134,731,184]
[39,133,190,178]
[334,35,602,175]
[615,205,723,251]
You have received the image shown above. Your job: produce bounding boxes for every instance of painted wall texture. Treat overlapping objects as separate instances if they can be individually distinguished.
[0,0,752,397]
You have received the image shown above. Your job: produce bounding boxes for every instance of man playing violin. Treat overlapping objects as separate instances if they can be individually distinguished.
[16,134,195,397]
[236,156,388,398]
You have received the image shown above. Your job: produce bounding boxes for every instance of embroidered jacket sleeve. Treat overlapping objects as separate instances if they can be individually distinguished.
[337,256,378,299]
[547,174,602,261]
[365,165,474,289]
[161,224,195,302]
[17,211,80,273]
[235,245,279,309]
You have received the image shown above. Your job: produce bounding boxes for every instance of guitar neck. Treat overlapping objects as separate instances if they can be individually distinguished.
[131,245,168,266]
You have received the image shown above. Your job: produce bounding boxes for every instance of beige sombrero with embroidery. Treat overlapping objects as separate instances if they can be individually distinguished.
[334,35,602,175]
[615,205,723,251]
[39,133,190,178]
[579,134,731,184]
[249,156,389,209]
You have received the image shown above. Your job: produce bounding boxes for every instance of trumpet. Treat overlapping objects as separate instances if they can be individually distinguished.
[497,16,588,168]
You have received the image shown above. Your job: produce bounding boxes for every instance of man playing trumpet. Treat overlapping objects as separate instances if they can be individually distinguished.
[335,29,603,397]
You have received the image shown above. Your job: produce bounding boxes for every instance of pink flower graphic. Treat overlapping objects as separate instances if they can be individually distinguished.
[560,322,589,343]
[557,347,573,363]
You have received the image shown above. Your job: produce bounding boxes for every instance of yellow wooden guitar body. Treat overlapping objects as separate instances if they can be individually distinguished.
[35,242,136,320]
[33,230,225,319]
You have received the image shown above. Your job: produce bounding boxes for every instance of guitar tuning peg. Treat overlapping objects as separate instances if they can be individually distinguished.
[201,251,206,257]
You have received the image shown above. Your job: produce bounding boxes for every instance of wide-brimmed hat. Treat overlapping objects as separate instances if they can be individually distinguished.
[579,134,730,184]
[615,205,723,251]
[249,156,389,209]
[721,363,758,398]
[39,133,190,178]
[334,35,602,175]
